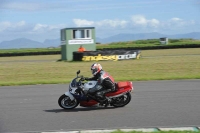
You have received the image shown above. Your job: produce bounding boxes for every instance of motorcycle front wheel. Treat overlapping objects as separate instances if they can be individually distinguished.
[112,92,131,107]
[58,94,79,109]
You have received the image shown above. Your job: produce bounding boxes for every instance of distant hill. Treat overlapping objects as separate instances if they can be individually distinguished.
[167,32,200,39]
[43,38,60,47]
[1,32,200,49]
[97,32,200,44]
[98,32,166,43]
[0,38,60,49]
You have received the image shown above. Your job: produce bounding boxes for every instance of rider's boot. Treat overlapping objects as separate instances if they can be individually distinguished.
[96,89,112,107]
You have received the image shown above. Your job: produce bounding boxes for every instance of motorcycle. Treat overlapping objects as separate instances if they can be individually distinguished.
[58,70,134,109]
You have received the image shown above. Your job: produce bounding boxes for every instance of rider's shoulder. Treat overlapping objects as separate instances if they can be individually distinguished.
[100,70,111,79]
[99,70,106,75]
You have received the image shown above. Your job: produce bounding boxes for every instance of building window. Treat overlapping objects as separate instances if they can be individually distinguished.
[72,29,91,39]
[61,29,66,41]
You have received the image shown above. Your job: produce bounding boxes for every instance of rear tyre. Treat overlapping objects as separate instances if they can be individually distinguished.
[112,92,131,107]
[58,94,79,109]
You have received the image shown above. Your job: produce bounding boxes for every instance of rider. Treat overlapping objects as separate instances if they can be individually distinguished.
[85,63,116,107]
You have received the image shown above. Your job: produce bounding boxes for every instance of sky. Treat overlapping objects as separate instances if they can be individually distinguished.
[0,0,200,43]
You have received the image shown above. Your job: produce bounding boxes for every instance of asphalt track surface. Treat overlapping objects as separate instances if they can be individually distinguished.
[0,80,200,133]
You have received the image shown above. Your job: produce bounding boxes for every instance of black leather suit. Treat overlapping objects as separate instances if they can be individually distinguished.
[86,70,115,102]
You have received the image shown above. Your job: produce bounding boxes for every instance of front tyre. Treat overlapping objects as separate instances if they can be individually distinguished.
[58,94,79,109]
[112,92,131,107]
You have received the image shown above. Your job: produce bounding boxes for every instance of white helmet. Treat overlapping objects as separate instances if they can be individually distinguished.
[91,63,102,76]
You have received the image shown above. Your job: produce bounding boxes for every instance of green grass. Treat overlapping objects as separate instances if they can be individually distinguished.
[0,55,61,61]
[0,48,200,86]
[0,39,200,54]
[0,48,61,53]
[96,39,200,49]
[141,48,200,56]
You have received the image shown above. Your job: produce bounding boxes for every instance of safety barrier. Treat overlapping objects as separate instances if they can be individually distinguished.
[73,50,141,61]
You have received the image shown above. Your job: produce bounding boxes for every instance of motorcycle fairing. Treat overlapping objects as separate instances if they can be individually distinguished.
[106,81,133,97]
[83,81,97,91]
[80,100,98,107]
[65,91,75,100]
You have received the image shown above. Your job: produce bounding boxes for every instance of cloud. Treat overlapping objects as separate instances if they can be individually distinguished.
[97,20,128,28]
[0,21,68,42]
[0,17,195,34]
[131,15,160,28]
[72,16,161,36]
[170,17,182,21]
[165,17,195,28]
[169,17,195,25]
[32,24,53,32]
[149,19,160,28]
[0,21,27,32]
[131,15,148,26]
[72,15,198,37]
[73,19,128,28]
[2,16,192,32]
[31,23,67,34]
[0,21,66,34]
[0,21,11,32]
[0,16,197,42]
[73,19,95,27]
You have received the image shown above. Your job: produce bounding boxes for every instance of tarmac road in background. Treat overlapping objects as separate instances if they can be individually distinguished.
[0,80,200,133]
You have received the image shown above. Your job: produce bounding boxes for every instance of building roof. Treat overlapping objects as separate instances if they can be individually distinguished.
[61,27,95,30]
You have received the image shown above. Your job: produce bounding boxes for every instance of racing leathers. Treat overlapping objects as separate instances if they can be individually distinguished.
[85,70,115,104]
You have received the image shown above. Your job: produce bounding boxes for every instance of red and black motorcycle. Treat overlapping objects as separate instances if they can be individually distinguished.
[58,70,134,109]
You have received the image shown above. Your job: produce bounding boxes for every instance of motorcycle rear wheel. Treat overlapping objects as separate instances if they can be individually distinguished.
[58,94,79,109]
[112,92,131,107]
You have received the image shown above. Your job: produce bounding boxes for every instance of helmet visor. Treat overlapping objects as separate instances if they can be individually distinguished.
[91,68,97,75]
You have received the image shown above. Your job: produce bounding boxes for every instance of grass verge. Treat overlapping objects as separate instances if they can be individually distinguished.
[0,48,200,86]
